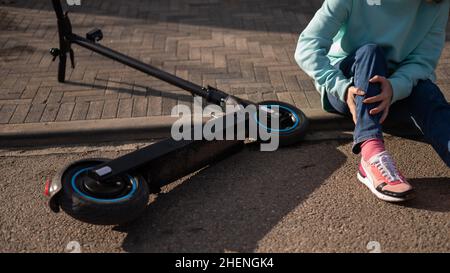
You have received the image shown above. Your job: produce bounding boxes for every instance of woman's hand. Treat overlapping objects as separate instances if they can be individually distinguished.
[345,86,365,124]
[363,75,393,124]
[345,76,393,124]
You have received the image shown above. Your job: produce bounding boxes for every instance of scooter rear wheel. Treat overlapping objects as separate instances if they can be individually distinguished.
[255,100,309,147]
[59,159,149,225]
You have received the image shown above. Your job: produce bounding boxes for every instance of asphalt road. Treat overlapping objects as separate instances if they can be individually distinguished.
[0,137,449,253]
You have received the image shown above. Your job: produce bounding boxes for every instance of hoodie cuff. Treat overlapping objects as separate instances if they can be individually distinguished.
[336,77,354,103]
[388,77,412,105]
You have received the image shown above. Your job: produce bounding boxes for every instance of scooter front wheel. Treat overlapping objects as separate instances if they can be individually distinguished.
[59,159,149,225]
[254,100,309,147]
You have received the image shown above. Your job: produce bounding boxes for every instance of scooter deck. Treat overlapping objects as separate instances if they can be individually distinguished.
[88,111,248,187]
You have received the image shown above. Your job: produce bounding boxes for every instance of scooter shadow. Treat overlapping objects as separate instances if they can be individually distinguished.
[64,80,193,102]
[116,141,348,253]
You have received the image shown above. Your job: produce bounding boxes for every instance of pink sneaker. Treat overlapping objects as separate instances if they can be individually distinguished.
[358,151,415,202]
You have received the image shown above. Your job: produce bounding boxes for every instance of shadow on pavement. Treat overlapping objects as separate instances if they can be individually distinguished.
[3,0,321,34]
[64,80,193,102]
[4,0,450,40]
[116,141,347,252]
[401,177,450,213]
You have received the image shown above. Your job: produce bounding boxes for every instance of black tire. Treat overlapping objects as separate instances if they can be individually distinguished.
[255,100,309,147]
[59,159,149,225]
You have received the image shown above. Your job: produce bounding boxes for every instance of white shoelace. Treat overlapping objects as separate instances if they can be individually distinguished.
[371,152,401,183]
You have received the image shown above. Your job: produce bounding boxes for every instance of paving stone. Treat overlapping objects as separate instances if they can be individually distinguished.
[55,102,75,121]
[24,104,45,123]
[0,104,16,124]
[101,99,119,119]
[71,102,89,121]
[40,103,60,122]
[132,97,148,118]
[117,98,133,118]
[9,104,31,124]
[86,100,104,120]
[0,0,448,126]
[32,87,51,104]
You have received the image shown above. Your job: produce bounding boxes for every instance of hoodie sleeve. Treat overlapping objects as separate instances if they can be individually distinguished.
[294,0,353,103]
[389,4,449,104]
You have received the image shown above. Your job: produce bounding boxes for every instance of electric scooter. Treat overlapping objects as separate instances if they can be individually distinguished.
[45,0,309,225]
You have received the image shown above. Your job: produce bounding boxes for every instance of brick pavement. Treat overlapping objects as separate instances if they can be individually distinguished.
[0,0,449,125]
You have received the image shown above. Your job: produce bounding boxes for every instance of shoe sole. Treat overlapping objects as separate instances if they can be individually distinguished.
[357,172,414,203]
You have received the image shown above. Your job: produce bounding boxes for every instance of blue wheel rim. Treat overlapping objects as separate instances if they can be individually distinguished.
[71,167,137,203]
[253,104,301,133]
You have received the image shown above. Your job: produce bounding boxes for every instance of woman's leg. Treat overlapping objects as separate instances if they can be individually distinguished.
[406,80,450,167]
[327,43,387,153]
[327,44,414,202]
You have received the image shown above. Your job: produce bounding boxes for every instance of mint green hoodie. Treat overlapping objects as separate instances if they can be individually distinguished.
[295,0,449,112]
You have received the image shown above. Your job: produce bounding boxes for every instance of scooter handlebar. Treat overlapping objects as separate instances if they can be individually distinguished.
[51,0,73,82]
[51,0,65,20]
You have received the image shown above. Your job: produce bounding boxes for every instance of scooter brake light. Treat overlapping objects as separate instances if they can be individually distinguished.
[44,179,52,197]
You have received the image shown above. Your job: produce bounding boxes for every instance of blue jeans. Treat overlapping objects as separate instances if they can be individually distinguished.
[327,44,450,168]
